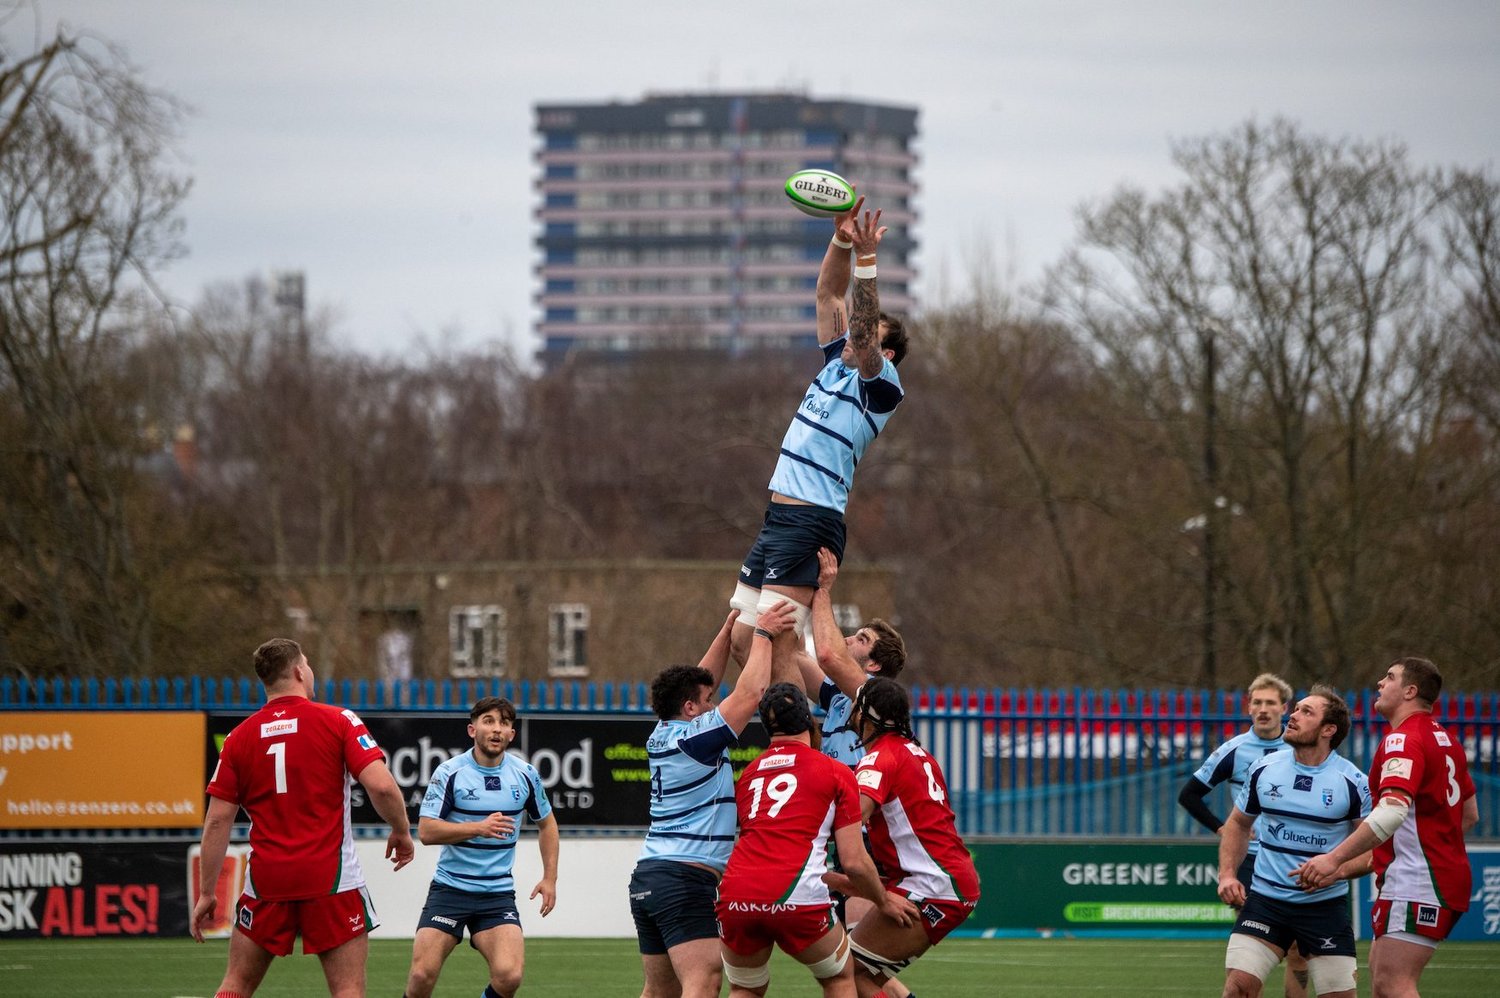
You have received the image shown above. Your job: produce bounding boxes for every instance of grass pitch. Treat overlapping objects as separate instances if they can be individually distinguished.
[3,936,1498,995]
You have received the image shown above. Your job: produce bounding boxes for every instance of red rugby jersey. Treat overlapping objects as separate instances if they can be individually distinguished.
[207,696,385,900]
[719,739,861,907]
[1370,711,1475,910]
[855,733,980,903]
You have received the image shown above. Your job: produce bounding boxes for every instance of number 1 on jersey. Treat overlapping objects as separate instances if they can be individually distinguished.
[267,741,288,794]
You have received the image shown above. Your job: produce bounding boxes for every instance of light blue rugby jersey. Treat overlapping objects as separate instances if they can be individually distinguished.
[421,748,552,893]
[1235,749,1371,903]
[819,678,864,768]
[1190,729,1287,855]
[637,707,740,871]
[767,336,904,514]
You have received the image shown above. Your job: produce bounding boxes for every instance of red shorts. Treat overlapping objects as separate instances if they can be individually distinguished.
[716,899,838,956]
[235,887,378,956]
[1371,898,1463,943]
[905,894,978,946]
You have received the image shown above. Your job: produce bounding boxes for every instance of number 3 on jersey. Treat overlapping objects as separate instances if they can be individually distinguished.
[747,773,798,818]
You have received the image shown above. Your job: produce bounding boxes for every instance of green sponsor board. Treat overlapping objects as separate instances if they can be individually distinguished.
[968,841,1232,937]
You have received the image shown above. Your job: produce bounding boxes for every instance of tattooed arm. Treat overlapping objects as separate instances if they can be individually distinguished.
[815,195,863,346]
[847,204,888,378]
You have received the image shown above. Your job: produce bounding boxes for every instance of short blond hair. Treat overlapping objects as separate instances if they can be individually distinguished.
[1246,672,1293,705]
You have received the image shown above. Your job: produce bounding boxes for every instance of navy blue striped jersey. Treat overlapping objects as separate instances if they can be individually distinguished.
[637,707,740,871]
[1235,749,1371,903]
[421,749,552,893]
[767,336,904,513]
[1189,729,1287,853]
[819,677,865,768]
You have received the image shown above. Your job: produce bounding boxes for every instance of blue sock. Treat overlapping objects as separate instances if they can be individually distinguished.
[482,986,504,998]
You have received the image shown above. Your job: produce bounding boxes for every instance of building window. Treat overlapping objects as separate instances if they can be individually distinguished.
[548,603,589,677]
[450,605,507,677]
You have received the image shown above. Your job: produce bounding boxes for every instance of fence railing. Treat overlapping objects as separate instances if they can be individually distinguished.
[4,677,1496,838]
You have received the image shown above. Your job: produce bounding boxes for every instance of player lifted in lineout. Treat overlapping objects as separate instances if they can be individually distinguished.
[728,193,909,694]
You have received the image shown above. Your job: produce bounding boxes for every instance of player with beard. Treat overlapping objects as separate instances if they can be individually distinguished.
[1217,687,1370,998]
[1180,673,1308,997]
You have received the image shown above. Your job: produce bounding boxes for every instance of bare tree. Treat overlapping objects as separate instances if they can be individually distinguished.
[0,25,191,674]
[1046,118,1462,686]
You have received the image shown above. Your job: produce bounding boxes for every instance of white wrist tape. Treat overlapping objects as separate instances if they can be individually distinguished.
[1365,796,1410,842]
[853,264,877,279]
[831,235,853,249]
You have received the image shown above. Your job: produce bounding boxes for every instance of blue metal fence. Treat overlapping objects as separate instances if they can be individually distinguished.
[3,677,1496,838]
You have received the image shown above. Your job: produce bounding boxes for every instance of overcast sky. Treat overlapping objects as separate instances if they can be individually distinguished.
[15,1,1500,359]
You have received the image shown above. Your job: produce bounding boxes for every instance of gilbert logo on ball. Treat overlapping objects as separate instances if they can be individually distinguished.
[784,169,856,218]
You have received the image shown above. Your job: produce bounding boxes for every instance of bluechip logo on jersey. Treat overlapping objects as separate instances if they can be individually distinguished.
[1293,774,1313,792]
[1266,821,1330,848]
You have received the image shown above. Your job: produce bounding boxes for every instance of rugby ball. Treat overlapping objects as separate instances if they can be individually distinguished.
[784,169,856,218]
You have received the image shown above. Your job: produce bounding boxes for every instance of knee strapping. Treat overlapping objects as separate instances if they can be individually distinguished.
[1224,934,1280,982]
[803,929,850,980]
[849,938,912,980]
[731,582,761,626]
[722,958,771,988]
[756,588,810,636]
[1306,955,1357,995]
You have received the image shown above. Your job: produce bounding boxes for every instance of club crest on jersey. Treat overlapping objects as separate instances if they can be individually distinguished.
[1294,775,1313,792]
[1383,733,1406,753]
[1322,789,1335,806]
[260,718,297,738]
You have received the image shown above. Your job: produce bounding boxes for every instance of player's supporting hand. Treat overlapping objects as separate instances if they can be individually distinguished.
[387,827,416,871]
[532,877,557,917]
[756,599,797,637]
[879,890,921,928]
[189,895,216,943]
[1217,872,1246,909]
[817,547,839,590]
